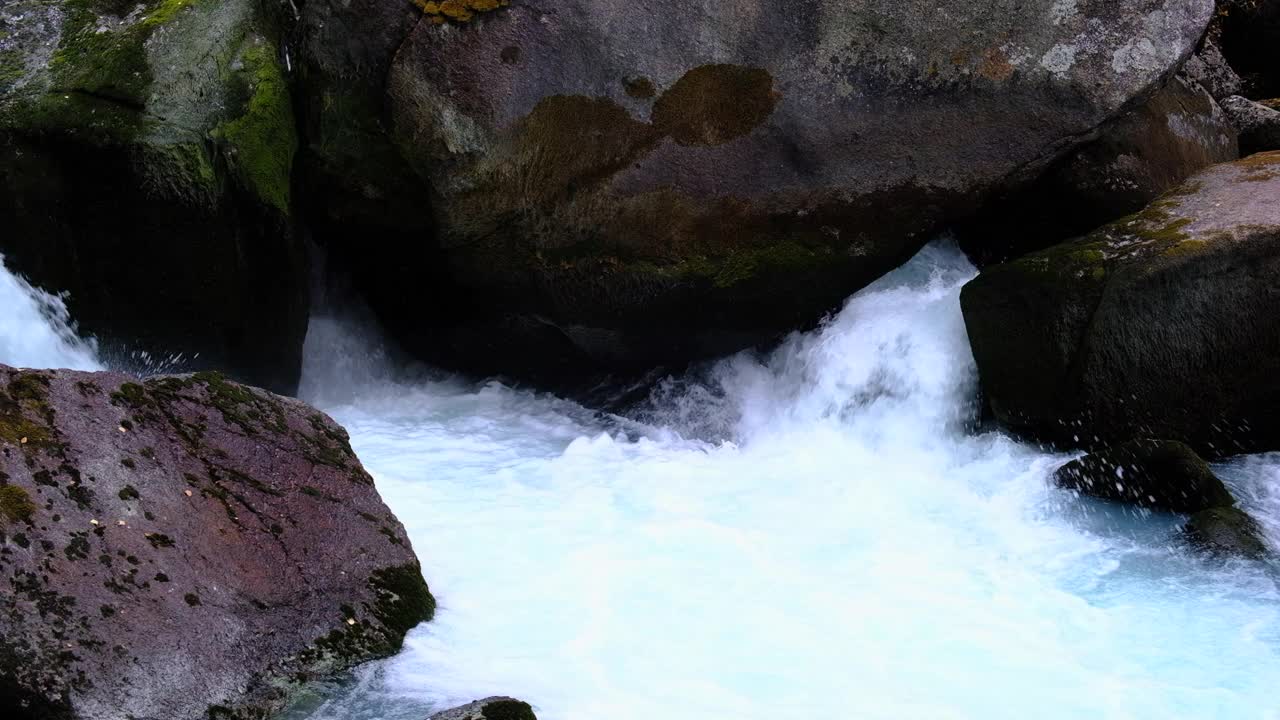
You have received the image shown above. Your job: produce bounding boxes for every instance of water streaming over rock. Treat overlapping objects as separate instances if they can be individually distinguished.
[4,245,1280,719]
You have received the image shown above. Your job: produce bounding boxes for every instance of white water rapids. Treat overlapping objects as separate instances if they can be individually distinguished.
[4,246,1280,719]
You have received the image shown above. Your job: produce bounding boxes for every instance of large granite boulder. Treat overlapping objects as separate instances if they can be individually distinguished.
[961,152,1280,455]
[959,75,1238,266]
[0,0,307,393]
[0,366,433,719]
[300,0,1214,384]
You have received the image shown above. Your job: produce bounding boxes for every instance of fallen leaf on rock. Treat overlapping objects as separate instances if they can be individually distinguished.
[184,490,193,497]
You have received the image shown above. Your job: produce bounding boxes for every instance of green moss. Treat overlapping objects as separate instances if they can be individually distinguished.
[367,563,435,646]
[215,40,296,213]
[481,700,537,720]
[0,485,36,525]
[184,592,201,606]
[118,485,140,501]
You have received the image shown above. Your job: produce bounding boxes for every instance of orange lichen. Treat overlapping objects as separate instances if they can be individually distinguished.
[413,0,508,22]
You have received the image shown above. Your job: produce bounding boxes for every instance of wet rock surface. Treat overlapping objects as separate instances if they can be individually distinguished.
[1054,439,1235,513]
[427,697,538,720]
[0,0,307,393]
[962,152,1280,455]
[0,366,433,720]
[300,0,1214,385]
[1183,506,1268,558]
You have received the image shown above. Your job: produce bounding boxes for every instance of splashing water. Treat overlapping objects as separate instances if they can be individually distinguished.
[4,244,1280,719]
[0,255,100,371]
[292,243,1280,720]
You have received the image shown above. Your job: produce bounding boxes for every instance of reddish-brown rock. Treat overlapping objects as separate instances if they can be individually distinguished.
[0,366,433,720]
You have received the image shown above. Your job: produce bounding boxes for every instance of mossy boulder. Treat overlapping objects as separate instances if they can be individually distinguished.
[960,76,1238,266]
[0,365,432,719]
[1183,506,1268,558]
[0,0,307,394]
[962,152,1280,454]
[1054,439,1235,513]
[428,697,538,720]
[299,0,1212,385]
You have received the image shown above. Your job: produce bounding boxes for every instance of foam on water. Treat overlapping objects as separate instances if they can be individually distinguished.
[4,246,1280,719]
[0,255,100,371]
[294,243,1280,720]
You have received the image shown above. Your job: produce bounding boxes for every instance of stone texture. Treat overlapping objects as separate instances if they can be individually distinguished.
[1184,506,1268,558]
[959,76,1238,266]
[961,152,1280,455]
[1221,95,1280,154]
[428,697,538,720]
[0,365,433,720]
[1054,439,1235,512]
[0,0,308,394]
[299,0,1214,385]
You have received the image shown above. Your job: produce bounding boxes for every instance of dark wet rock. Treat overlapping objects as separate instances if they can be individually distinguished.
[1221,96,1280,154]
[0,365,433,720]
[959,76,1238,266]
[428,697,538,720]
[299,0,1213,385]
[1212,0,1280,98]
[1184,506,1268,558]
[961,152,1280,455]
[1054,440,1234,513]
[0,0,307,394]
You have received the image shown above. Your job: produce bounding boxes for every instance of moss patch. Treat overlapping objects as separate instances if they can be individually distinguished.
[652,64,777,146]
[367,563,435,646]
[0,485,36,525]
[216,39,296,213]
[481,699,537,720]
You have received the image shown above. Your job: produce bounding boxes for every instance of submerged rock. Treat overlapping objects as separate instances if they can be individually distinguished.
[1183,506,1268,559]
[1221,96,1280,154]
[300,0,1213,385]
[1054,440,1235,513]
[428,697,538,720]
[961,152,1280,454]
[0,0,307,394]
[0,366,433,719]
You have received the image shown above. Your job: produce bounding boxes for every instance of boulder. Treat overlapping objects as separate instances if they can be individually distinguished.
[959,76,1238,266]
[299,0,1214,384]
[961,152,1280,455]
[1053,439,1235,512]
[1221,95,1280,153]
[428,697,538,720]
[0,366,434,719]
[1183,506,1268,558]
[1180,37,1243,100]
[0,0,307,394]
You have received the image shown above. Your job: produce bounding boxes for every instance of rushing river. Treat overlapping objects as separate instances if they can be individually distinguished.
[4,245,1280,719]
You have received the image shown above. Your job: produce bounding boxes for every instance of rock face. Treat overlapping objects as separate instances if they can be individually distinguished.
[1184,506,1268,558]
[0,366,433,720]
[959,76,1238,265]
[0,0,307,394]
[1221,95,1280,154]
[1053,440,1235,512]
[961,152,1280,455]
[300,0,1214,383]
[428,697,538,720]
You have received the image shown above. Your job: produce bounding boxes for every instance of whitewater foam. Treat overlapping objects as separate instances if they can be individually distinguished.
[294,243,1280,720]
[0,255,100,371]
[3,244,1279,720]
